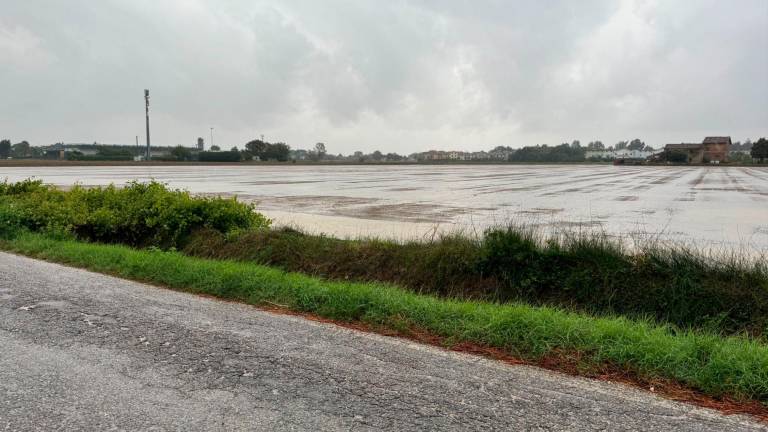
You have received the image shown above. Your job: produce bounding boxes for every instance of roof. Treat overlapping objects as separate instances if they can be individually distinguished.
[665,143,702,150]
[703,136,732,145]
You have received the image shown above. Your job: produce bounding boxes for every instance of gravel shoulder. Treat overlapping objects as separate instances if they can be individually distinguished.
[0,252,765,431]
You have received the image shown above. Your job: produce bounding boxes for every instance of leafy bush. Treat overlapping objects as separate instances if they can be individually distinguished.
[0,179,270,247]
[0,201,26,238]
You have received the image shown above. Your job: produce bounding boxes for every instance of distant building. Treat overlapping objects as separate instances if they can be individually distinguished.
[447,151,470,160]
[664,143,705,163]
[702,136,731,162]
[488,148,513,160]
[664,137,731,163]
[45,149,65,160]
[587,149,658,160]
[197,137,204,151]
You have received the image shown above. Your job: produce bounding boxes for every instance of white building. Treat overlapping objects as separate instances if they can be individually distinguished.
[586,149,658,160]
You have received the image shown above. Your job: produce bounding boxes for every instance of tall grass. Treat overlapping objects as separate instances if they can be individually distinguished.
[185,226,768,337]
[3,231,767,404]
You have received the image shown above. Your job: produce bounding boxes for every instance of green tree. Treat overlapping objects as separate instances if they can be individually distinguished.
[263,143,290,161]
[210,145,221,151]
[314,142,327,160]
[587,141,605,150]
[245,140,267,156]
[0,139,11,159]
[170,146,192,161]
[11,141,30,158]
[627,139,645,151]
[751,138,768,163]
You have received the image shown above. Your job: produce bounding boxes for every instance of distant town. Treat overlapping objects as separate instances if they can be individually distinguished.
[0,135,765,164]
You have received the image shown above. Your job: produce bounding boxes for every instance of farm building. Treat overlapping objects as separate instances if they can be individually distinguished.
[664,137,731,163]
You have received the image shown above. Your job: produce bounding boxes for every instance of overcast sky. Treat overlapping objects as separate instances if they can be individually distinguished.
[1,0,766,154]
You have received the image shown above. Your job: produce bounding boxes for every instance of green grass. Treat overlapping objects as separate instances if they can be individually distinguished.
[3,231,767,404]
[184,226,768,337]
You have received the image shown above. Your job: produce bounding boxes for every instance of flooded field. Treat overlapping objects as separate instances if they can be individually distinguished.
[2,164,767,253]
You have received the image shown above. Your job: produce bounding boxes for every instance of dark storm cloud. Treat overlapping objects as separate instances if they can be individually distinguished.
[1,0,766,153]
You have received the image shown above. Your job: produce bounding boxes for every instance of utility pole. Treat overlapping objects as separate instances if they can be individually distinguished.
[135,135,139,159]
[144,89,151,160]
[210,127,214,150]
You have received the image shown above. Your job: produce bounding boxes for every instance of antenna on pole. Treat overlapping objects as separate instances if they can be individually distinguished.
[144,89,151,160]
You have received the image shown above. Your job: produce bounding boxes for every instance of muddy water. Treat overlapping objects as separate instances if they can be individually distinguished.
[2,165,767,253]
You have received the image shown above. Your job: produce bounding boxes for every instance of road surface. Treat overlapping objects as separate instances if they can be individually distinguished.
[0,252,764,431]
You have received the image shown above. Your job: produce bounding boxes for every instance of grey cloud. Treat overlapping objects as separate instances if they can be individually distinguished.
[0,0,765,154]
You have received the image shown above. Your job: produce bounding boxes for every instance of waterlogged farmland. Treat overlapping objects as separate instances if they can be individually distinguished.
[2,164,767,252]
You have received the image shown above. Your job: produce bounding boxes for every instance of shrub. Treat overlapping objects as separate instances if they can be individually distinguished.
[0,179,270,247]
[0,201,26,238]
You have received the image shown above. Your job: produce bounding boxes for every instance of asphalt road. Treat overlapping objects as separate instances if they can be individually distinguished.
[0,252,764,431]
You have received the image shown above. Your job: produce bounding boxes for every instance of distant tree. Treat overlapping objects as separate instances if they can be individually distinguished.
[231,146,239,152]
[627,139,645,151]
[0,140,12,159]
[245,139,267,156]
[510,143,585,162]
[570,140,581,149]
[170,146,192,161]
[615,141,628,150]
[642,145,654,152]
[267,143,290,161]
[30,146,44,158]
[210,145,221,151]
[371,150,383,161]
[751,138,768,163]
[11,141,30,158]
[587,141,604,150]
[314,142,327,158]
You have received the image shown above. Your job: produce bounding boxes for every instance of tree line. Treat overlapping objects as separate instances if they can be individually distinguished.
[3,136,767,163]
[0,140,44,159]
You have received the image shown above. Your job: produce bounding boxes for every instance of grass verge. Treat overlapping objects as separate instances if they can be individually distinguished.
[185,226,768,337]
[2,231,767,411]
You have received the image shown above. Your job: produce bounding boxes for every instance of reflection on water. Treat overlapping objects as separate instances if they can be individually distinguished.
[2,164,767,253]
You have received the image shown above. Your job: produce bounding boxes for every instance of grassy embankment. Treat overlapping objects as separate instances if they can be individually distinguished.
[1,179,767,407]
[186,227,768,338]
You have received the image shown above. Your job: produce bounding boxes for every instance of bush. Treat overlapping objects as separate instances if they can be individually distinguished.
[0,179,270,247]
[0,201,26,238]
